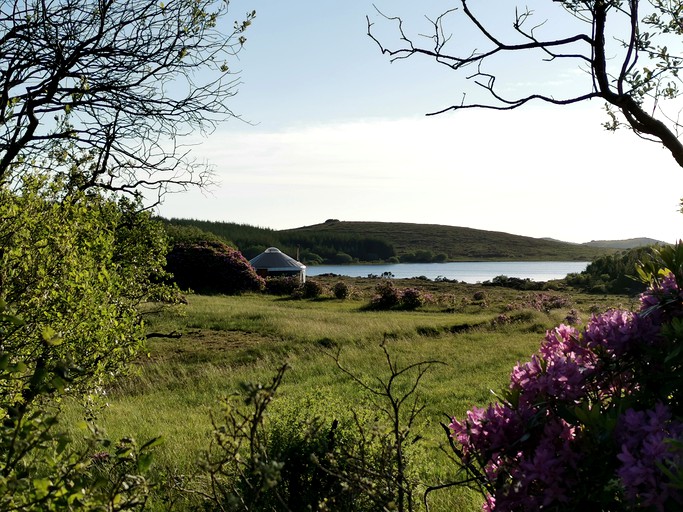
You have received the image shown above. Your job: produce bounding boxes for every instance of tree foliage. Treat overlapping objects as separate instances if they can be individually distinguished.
[369,0,683,167]
[0,176,170,510]
[0,176,169,403]
[566,245,656,293]
[0,0,254,203]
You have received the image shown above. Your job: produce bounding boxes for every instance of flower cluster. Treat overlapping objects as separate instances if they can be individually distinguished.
[449,264,683,511]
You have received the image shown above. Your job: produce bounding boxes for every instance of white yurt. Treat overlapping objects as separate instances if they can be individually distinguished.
[249,247,306,283]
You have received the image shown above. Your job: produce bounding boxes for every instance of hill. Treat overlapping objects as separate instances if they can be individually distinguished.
[164,218,615,263]
[283,220,612,262]
[582,237,667,249]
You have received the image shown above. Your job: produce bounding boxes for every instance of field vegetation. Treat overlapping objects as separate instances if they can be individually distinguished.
[63,276,631,510]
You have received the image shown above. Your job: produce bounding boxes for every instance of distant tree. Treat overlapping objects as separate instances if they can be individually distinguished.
[369,0,683,167]
[162,222,228,246]
[565,246,656,294]
[0,0,255,203]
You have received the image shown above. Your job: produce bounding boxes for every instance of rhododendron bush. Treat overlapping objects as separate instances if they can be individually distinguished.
[448,244,683,511]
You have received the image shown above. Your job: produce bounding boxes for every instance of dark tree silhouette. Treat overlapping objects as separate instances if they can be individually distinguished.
[368,0,683,167]
[0,0,255,203]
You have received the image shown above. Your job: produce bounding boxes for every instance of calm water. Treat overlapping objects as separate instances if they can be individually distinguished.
[307,261,589,284]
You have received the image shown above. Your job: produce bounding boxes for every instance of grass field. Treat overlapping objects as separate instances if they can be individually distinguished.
[64,277,632,510]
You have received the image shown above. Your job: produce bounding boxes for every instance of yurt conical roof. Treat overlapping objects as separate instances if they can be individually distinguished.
[249,247,306,271]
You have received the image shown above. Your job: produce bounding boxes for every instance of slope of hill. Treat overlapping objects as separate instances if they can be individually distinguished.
[583,237,667,249]
[163,218,617,263]
[283,221,612,261]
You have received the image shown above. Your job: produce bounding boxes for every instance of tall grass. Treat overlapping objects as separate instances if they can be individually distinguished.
[63,283,629,510]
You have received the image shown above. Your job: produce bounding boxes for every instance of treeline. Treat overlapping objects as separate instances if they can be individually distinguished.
[565,246,658,294]
[161,218,397,264]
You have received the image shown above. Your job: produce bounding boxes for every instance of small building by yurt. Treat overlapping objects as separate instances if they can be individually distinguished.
[249,247,306,283]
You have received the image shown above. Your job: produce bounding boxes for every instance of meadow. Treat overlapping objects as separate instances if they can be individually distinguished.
[67,276,633,510]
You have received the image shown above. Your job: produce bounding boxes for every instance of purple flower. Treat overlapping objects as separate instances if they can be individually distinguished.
[616,403,683,511]
[582,309,658,357]
[449,403,532,462]
[639,272,683,322]
[510,325,595,405]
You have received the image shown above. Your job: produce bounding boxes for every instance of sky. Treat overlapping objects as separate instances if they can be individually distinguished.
[155,0,683,244]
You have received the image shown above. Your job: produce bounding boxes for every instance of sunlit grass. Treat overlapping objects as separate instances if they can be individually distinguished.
[64,283,629,511]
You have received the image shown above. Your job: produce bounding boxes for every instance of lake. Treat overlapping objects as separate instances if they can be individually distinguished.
[306,261,589,284]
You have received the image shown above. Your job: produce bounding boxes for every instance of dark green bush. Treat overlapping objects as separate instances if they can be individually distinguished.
[299,280,324,299]
[564,246,656,294]
[265,276,300,295]
[166,241,265,294]
[333,281,350,300]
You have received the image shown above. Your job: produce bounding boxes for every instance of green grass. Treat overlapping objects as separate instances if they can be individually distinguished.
[63,279,629,511]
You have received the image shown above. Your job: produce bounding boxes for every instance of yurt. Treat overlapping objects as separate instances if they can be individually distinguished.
[249,247,306,283]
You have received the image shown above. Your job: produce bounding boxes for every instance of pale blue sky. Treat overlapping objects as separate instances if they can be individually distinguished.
[157,1,683,244]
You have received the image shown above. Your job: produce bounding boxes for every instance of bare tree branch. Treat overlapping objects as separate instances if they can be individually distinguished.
[368,0,683,168]
[0,0,255,201]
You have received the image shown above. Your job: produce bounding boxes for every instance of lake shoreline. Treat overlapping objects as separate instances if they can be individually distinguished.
[306,261,590,284]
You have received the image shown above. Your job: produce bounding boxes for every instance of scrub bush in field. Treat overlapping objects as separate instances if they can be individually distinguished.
[201,346,438,512]
[299,279,324,299]
[371,281,401,309]
[446,244,683,511]
[333,281,350,299]
[264,276,300,296]
[401,287,425,310]
[166,241,265,295]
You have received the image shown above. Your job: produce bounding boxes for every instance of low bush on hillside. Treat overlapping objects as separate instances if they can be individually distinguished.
[565,246,656,294]
[265,276,301,295]
[333,281,350,299]
[295,280,325,299]
[368,282,429,310]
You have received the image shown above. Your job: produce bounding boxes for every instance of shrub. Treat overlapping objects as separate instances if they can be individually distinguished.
[200,350,435,512]
[299,279,324,299]
[401,287,425,310]
[446,243,683,511]
[371,282,401,309]
[333,281,350,300]
[166,241,265,295]
[332,252,354,264]
[265,276,300,296]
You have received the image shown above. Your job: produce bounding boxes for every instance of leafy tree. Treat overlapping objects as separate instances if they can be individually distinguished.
[162,221,228,246]
[0,0,254,202]
[0,176,170,510]
[566,246,656,293]
[0,1,256,508]
[0,176,169,403]
[369,0,683,167]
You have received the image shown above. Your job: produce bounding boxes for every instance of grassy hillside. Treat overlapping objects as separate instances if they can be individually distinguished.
[163,218,614,263]
[583,237,666,249]
[284,220,612,261]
